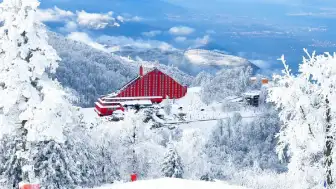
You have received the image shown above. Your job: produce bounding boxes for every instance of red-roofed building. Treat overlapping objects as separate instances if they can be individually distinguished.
[94,66,188,116]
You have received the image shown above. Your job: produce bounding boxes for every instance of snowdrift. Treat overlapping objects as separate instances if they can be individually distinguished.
[92,178,250,189]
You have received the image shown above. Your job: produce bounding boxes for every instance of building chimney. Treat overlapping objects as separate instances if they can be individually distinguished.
[139,65,143,76]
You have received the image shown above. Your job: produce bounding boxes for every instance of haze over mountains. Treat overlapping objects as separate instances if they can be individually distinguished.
[35,0,336,107]
[38,0,336,75]
[95,36,259,75]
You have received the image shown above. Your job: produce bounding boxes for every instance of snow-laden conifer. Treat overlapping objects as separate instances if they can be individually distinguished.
[161,144,184,178]
[268,50,336,188]
[0,0,80,187]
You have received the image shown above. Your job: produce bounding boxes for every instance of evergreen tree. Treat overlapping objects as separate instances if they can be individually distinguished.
[161,145,184,178]
[0,0,81,188]
[268,52,336,188]
[30,140,80,189]
[0,134,23,188]
[191,71,213,87]
[200,66,253,105]
[204,111,284,179]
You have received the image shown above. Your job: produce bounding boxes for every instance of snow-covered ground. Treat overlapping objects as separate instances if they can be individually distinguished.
[81,87,262,133]
[89,178,250,189]
[184,49,251,67]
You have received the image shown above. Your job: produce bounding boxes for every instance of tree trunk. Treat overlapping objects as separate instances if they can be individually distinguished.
[132,124,136,173]
[325,98,333,187]
[20,121,31,183]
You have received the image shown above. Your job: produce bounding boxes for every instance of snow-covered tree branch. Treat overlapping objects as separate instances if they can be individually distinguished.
[268,50,336,188]
[0,0,82,187]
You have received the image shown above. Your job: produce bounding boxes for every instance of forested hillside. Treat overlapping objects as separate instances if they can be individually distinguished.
[47,32,193,107]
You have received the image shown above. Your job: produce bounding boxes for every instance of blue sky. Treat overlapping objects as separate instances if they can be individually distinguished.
[37,0,336,72]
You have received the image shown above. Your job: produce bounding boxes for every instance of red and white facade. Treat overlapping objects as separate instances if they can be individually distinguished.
[94,66,188,116]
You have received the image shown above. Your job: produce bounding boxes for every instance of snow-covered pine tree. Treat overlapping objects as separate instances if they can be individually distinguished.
[85,113,121,185]
[118,110,165,179]
[268,50,336,188]
[191,71,213,87]
[175,129,207,179]
[204,111,284,179]
[94,132,120,185]
[205,118,234,178]
[65,111,121,187]
[0,0,80,188]
[161,145,184,178]
[200,66,253,105]
[30,140,80,189]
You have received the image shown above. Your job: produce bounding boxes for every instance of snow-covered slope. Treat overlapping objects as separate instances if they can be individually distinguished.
[80,87,261,133]
[184,49,251,67]
[90,178,250,189]
[81,87,217,124]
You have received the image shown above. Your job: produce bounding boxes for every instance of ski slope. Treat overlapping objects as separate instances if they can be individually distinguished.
[90,178,250,189]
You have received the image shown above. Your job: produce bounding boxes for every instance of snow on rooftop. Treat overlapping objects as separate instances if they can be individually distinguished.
[185,49,250,67]
[243,90,261,96]
[224,96,244,103]
[225,95,241,101]
[113,110,124,114]
[90,178,250,189]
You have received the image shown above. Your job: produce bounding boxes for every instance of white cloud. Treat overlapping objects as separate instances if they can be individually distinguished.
[37,6,75,22]
[130,16,143,22]
[250,59,271,69]
[117,15,124,22]
[174,36,187,42]
[193,35,210,47]
[171,34,211,47]
[97,35,175,51]
[169,26,195,36]
[60,21,78,32]
[76,10,120,29]
[67,32,107,52]
[38,7,142,31]
[142,30,162,37]
[120,13,144,22]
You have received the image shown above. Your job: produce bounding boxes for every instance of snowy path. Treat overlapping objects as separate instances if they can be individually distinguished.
[90,178,251,189]
[165,113,266,125]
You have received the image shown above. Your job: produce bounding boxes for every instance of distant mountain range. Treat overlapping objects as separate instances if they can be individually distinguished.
[102,43,260,75]
[184,49,259,72]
